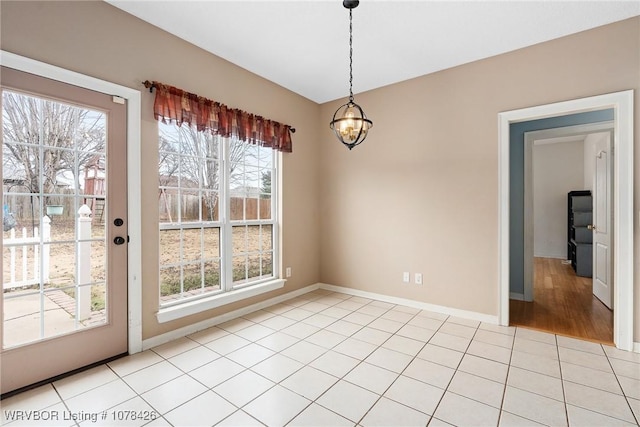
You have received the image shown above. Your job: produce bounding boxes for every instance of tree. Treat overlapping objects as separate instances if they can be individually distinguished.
[158,122,251,222]
[261,170,271,197]
[2,91,106,198]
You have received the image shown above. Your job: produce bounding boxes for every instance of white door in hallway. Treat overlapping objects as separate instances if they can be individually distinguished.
[0,67,128,395]
[592,131,613,309]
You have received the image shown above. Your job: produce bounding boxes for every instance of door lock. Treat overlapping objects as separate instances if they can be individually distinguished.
[114,218,124,226]
[114,236,126,245]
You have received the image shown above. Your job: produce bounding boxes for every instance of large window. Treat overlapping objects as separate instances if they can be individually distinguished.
[158,122,277,307]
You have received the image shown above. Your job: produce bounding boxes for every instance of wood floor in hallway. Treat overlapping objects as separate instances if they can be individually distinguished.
[509,257,613,344]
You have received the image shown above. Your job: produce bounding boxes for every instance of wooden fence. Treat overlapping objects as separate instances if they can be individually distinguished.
[159,193,271,222]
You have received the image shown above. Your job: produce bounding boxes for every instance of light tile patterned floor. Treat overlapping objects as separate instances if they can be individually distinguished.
[2,289,639,426]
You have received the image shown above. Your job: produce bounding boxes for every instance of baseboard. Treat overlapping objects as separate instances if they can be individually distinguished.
[318,283,499,324]
[509,292,525,301]
[533,253,566,260]
[634,342,640,353]
[142,283,320,350]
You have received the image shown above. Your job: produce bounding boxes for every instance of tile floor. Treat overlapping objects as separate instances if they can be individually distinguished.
[2,289,639,426]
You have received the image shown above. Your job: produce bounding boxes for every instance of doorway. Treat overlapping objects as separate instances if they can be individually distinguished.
[0,67,128,395]
[498,90,634,351]
[511,125,615,343]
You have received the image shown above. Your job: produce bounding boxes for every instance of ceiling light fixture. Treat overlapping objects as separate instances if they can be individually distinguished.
[329,0,373,150]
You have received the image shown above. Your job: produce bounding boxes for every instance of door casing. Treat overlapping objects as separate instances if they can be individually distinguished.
[498,90,634,351]
[0,50,143,355]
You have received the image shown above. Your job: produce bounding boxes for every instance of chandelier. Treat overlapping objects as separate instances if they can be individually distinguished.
[329,0,373,150]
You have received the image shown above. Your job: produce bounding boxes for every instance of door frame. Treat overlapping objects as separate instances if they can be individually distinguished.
[523,122,614,302]
[498,90,634,351]
[0,50,143,354]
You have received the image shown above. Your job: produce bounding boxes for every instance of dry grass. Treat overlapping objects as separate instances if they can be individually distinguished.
[4,219,274,304]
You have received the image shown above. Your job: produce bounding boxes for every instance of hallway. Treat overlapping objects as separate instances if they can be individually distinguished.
[509,257,613,344]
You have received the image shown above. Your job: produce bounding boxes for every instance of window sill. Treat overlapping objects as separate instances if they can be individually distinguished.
[156,279,285,323]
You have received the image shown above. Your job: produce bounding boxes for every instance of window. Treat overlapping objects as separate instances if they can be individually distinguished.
[158,122,278,310]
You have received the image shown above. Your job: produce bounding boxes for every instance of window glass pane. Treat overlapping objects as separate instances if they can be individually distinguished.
[160,266,181,301]
[259,193,271,220]
[182,228,202,263]
[180,189,201,222]
[202,192,219,222]
[230,196,245,221]
[257,146,273,169]
[232,226,247,255]
[262,253,273,276]
[203,260,221,291]
[46,242,76,290]
[179,154,201,188]
[182,263,203,295]
[233,255,248,283]
[261,225,273,252]
[203,227,220,260]
[160,229,180,265]
[247,255,262,280]
[245,197,259,220]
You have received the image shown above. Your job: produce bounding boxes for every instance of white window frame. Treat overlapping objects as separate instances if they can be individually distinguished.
[157,128,283,323]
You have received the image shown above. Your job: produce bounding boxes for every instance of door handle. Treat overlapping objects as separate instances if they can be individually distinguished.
[114,236,126,245]
[587,224,596,231]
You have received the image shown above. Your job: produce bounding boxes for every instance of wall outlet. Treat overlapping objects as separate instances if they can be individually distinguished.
[402,272,410,283]
[415,273,423,285]
[285,267,292,278]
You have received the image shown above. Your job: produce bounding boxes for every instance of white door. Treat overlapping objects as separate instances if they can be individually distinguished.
[592,132,613,309]
[0,67,128,395]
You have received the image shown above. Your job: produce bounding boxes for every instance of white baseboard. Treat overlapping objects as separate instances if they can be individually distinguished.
[142,283,320,350]
[142,281,630,353]
[634,342,640,353]
[509,292,525,301]
[533,253,566,260]
[318,283,499,324]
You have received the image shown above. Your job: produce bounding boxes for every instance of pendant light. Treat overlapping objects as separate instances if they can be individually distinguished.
[330,0,373,150]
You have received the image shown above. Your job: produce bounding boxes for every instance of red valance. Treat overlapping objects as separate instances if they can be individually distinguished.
[147,81,293,153]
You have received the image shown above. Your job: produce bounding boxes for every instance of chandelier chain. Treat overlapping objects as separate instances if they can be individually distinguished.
[349,8,354,103]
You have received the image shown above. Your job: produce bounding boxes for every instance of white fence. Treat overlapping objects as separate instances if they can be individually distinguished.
[3,216,51,290]
[3,207,94,320]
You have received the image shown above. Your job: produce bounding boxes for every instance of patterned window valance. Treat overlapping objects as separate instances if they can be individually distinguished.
[145,80,294,153]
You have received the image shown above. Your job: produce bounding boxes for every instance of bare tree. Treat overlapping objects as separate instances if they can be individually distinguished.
[2,91,105,197]
[158,123,254,221]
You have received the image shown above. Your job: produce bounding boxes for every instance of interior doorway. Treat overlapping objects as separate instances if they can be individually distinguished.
[498,90,634,351]
[509,124,615,343]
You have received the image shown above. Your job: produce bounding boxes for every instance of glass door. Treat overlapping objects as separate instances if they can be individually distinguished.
[1,66,128,395]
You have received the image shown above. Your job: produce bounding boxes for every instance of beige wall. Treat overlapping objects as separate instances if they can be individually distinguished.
[2,2,639,343]
[0,1,321,340]
[319,17,640,339]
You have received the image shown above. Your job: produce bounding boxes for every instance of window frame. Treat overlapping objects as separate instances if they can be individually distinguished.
[156,125,283,323]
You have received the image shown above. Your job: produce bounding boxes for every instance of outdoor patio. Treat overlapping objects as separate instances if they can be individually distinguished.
[3,288,106,348]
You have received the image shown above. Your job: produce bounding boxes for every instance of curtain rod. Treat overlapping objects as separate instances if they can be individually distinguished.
[142,81,295,133]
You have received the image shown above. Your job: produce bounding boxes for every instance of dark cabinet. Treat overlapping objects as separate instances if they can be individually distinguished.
[567,190,592,277]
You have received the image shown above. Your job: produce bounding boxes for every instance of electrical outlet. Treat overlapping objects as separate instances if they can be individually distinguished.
[415,273,423,285]
[402,272,410,283]
[285,267,292,278]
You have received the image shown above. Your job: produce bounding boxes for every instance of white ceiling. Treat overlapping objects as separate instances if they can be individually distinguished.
[107,1,640,104]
